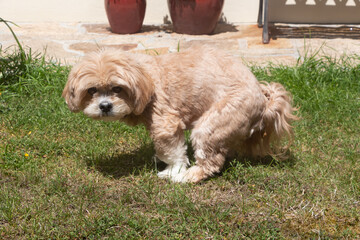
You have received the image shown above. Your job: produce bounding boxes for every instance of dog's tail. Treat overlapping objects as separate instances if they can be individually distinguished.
[245,82,299,158]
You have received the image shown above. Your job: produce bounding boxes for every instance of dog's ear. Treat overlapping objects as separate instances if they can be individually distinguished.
[131,69,154,115]
[114,58,154,115]
[62,63,87,112]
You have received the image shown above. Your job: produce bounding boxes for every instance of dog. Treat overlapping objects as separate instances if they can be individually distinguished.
[62,46,297,183]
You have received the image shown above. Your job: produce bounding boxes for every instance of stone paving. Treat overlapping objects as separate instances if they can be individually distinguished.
[1,22,360,66]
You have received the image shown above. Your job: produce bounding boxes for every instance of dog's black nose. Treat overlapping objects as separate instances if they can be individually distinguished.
[99,102,112,113]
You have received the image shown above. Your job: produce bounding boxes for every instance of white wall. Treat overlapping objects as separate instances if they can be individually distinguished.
[0,0,259,24]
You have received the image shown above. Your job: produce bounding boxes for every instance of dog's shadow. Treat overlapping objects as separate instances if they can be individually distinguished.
[220,151,298,180]
[87,141,297,180]
[227,151,297,168]
[85,144,166,179]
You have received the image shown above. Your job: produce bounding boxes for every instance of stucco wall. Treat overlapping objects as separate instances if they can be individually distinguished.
[0,0,259,24]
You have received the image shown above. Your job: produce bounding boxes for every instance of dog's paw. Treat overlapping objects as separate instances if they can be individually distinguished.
[157,164,187,180]
[180,166,207,183]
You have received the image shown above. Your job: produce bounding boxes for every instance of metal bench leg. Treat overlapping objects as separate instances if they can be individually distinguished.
[258,0,263,28]
[262,0,270,44]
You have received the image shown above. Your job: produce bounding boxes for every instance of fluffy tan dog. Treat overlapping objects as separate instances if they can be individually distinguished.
[63,46,297,183]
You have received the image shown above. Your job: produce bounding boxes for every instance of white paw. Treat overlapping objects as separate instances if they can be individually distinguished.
[178,166,206,183]
[159,166,207,183]
[170,171,187,183]
[157,164,188,180]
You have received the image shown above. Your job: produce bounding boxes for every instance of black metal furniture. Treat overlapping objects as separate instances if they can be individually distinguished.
[258,0,270,43]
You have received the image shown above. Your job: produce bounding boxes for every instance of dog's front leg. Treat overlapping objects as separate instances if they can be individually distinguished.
[155,143,189,182]
[150,116,189,181]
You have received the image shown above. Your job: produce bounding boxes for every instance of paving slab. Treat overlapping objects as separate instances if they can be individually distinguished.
[1,22,360,66]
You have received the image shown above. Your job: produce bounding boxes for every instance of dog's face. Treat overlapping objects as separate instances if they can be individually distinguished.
[80,81,132,121]
[62,50,154,121]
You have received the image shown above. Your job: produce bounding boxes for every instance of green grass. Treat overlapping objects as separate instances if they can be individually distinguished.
[1,45,359,239]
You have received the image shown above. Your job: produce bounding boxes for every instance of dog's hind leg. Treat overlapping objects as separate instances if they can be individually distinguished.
[179,149,228,183]
[177,101,253,183]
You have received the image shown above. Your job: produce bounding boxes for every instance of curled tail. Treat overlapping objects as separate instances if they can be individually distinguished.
[246,82,299,158]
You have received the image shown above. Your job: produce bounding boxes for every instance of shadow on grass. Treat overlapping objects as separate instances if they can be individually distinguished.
[85,144,167,179]
[239,152,297,168]
[86,140,297,180]
[221,150,298,174]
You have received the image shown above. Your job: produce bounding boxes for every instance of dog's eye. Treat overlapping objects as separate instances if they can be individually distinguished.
[112,86,122,93]
[88,87,97,95]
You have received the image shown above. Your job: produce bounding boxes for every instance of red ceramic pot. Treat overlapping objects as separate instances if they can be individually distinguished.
[104,0,146,34]
[167,0,224,35]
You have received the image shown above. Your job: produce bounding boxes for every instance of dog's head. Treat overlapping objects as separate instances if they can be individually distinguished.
[62,50,154,121]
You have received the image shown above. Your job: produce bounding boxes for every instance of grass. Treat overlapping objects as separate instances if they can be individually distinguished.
[1,42,359,239]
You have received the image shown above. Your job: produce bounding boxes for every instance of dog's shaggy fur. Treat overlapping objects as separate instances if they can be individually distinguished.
[63,46,297,183]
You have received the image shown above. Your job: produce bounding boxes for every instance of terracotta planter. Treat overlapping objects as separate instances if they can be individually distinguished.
[167,0,224,35]
[104,0,146,34]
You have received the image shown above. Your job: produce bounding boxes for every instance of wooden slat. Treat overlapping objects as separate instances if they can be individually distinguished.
[270,25,360,39]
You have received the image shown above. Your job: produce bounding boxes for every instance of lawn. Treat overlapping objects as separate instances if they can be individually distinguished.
[0,42,359,239]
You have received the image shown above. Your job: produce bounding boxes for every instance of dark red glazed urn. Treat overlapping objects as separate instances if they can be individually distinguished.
[104,0,146,34]
[167,0,224,35]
